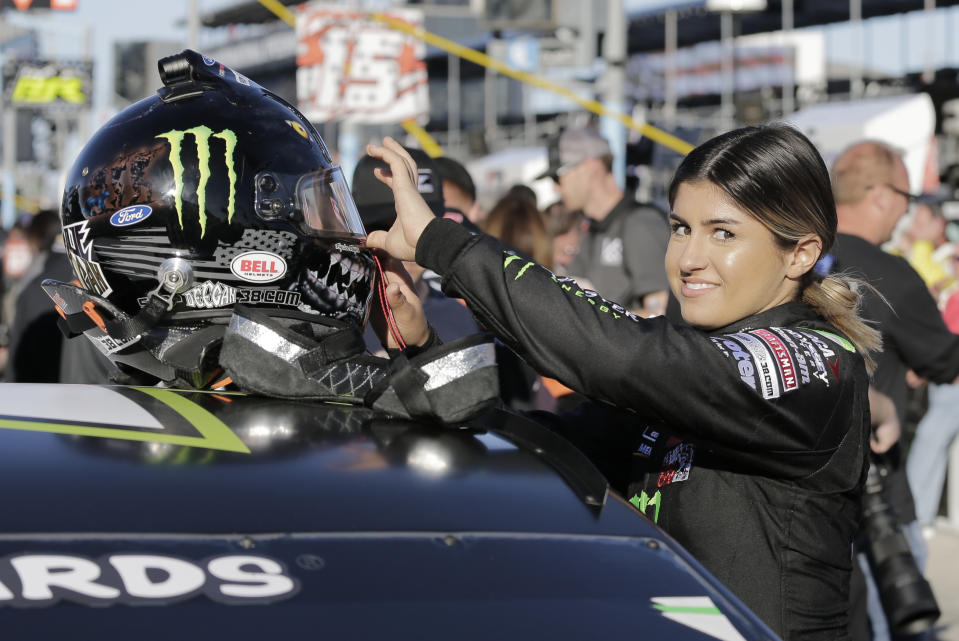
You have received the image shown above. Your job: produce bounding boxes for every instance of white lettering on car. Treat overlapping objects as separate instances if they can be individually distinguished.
[12,555,121,601]
[0,553,299,607]
[108,555,206,599]
[207,556,297,599]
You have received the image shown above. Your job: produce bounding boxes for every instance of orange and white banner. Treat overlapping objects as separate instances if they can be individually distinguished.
[295,3,428,124]
[0,0,76,9]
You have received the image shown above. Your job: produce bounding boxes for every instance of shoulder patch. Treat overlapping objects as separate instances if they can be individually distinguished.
[711,327,829,398]
[802,328,856,353]
[711,335,758,393]
[780,328,837,387]
[749,328,799,393]
[727,332,781,399]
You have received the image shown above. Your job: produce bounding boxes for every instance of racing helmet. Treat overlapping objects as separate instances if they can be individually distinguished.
[51,49,375,385]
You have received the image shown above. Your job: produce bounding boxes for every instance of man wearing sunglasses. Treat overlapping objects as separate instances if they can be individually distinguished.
[828,140,959,641]
[538,127,669,318]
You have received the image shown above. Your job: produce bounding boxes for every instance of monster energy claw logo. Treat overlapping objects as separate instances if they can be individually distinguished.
[157,125,238,238]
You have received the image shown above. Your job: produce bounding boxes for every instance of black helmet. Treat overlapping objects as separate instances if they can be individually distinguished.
[49,50,375,386]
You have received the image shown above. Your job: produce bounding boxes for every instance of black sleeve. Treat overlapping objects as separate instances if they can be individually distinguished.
[417,219,862,474]
[867,256,959,384]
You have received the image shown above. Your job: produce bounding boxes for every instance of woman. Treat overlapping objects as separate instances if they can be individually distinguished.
[367,125,878,641]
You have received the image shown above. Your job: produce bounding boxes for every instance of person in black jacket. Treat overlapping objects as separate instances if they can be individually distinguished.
[828,140,959,641]
[366,124,879,641]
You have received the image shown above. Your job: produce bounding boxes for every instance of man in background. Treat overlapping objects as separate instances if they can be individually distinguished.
[541,127,669,317]
[434,155,483,228]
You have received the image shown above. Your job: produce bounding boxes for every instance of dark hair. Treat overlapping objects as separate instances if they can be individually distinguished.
[506,184,538,209]
[483,191,553,269]
[24,209,62,252]
[543,200,583,237]
[667,123,881,371]
[435,156,476,202]
[669,124,837,254]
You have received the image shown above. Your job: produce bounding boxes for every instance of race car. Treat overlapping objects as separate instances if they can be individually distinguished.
[0,383,780,640]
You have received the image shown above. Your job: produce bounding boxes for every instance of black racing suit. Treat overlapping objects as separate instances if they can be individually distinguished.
[417,218,870,641]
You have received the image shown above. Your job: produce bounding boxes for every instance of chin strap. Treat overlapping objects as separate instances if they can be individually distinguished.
[45,257,195,350]
[372,254,407,351]
[43,280,162,352]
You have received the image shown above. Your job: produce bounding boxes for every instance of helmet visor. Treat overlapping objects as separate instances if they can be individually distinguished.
[296,166,366,236]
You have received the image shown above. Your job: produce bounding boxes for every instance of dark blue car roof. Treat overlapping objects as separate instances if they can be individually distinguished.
[0,383,779,641]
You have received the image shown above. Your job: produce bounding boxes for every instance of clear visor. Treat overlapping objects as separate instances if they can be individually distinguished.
[296,166,366,236]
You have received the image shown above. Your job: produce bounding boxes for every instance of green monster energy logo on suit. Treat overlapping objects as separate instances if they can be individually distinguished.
[156,126,238,238]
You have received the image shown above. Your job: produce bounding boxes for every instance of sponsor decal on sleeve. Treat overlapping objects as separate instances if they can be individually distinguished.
[727,333,780,399]
[710,336,758,392]
[782,329,830,386]
[503,253,535,281]
[633,425,661,459]
[0,553,298,607]
[548,272,641,322]
[790,329,840,385]
[658,441,694,488]
[804,328,856,353]
[750,328,799,393]
[769,328,811,385]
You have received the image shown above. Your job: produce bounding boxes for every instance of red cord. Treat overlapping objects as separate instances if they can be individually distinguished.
[373,255,407,351]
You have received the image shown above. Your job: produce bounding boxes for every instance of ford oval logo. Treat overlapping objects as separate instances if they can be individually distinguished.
[230,251,287,283]
[109,205,152,227]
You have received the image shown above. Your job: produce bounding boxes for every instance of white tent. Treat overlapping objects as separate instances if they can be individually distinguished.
[785,93,937,194]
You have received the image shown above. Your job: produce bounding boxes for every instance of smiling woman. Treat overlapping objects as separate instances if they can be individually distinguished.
[667,181,807,330]
[665,126,881,370]
[364,125,879,641]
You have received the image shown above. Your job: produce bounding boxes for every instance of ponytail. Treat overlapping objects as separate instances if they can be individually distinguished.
[801,273,882,374]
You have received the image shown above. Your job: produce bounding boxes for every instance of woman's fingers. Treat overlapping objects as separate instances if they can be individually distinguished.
[382,136,417,181]
[385,282,408,309]
[367,137,417,188]
[365,229,387,251]
[362,137,436,262]
[378,271,430,349]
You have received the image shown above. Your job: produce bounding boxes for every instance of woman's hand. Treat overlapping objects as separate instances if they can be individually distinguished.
[363,137,436,262]
[368,253,431,350]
